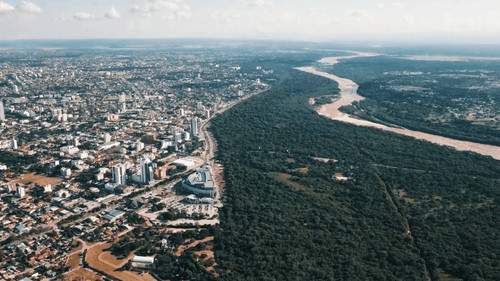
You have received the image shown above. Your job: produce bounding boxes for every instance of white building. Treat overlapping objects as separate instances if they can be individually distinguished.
[132,256,155,264]
[61,167,72,178]
[131,256,155,268]
[112,163,127,186]
[16,186,25,198]
[78,151,89,159]
[118,94,126,103]
[135,141,145,151]
[160,140,172,149]
[0,100,5,121]
[140,157,154,184]
[107,114,120,121]
[104,133,111,144]
[182,164,216,197]
[174,132,182,143]
[191,117,199,137]
[10,139,18,150]
[60,145,79,155]
[73,137,80,147]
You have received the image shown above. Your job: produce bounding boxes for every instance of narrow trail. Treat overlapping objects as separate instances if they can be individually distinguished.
[375,173,432,281]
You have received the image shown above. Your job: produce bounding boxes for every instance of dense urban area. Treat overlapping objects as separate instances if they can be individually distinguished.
[0,45,269,280]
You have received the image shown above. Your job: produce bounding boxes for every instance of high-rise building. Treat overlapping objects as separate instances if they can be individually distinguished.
[141,157,154,184]
[16,186,25,198]
[112,164,127,186]
[104,133,111,144]
[174,132,182,143]
[0,100,5,121]
[191,117,199,137]
[73,137,80,147]
[10,139,18,150]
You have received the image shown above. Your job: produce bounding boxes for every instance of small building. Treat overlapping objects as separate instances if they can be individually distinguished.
[102,209,126,222]
[131,255,155,269]
[15,224,30,234]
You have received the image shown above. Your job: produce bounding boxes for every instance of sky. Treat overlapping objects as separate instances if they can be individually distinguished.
[1,0,500,43]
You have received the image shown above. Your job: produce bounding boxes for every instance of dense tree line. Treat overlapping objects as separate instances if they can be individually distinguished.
[208,67,500,280]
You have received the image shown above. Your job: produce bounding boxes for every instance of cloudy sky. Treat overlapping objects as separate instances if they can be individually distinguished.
[1,0,499,43]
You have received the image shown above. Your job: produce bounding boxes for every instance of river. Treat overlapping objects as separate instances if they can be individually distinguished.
[295,55,500,160]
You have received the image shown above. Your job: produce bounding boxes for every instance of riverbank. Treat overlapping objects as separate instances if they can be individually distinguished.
[296,55,500,160]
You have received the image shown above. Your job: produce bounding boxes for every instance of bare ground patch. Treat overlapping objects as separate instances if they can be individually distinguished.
[15,173,62,186]
[63,268,103,281]
[174,236,214,257]
[295,167,309,173]
[268,172,315,194]
[66,253,81,270]
[86,243,151,281]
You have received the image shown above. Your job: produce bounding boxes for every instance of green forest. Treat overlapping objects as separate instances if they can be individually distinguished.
[209,67,500,280]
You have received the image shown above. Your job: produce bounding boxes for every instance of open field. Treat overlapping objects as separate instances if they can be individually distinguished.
[86,243,154,281]
[268,172,314,194]
[295,167,309,173]
[66,253,81,269]
[63,268,103,281]
[100,250,134,268]
[14,173,62,186]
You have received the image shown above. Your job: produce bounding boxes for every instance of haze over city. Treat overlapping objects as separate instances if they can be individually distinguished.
[1,0,500,43]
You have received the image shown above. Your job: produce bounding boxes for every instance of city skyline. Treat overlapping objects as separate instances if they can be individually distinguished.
[1,0,500,44]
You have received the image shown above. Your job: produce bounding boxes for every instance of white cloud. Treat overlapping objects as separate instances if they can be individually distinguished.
[131,0,191,19]
[18,1,41,13]
[211,11,241,25]
[173,9,191,20]
[237,0,274,8]
[0,1,15,14]
[350,10,367,18]
[131,0,182,14]
[250,0,274,7]
[105,7,120,19]
[378,1,405,9]
[73,12,95,20]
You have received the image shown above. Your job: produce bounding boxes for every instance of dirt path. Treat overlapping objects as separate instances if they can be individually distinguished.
[174,236,214,256]
[295,55,500,161]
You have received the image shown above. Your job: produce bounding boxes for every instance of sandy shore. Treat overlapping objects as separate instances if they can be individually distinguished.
[402,55,500,62]
[317,51,379,65]
[295,55,500,160]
